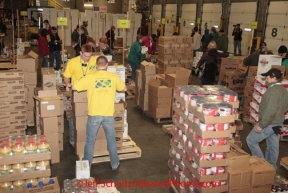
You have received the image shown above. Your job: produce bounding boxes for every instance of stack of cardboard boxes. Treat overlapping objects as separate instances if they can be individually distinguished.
[157,36,193,73]
[34,68,64,164]
[17,51,38,126]
[139,61,156,111]
[135,69,142,107]
[0,70,26,139]
[164,67,191,87]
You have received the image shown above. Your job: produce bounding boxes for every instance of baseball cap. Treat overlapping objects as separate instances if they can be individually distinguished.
[261,68,282,79]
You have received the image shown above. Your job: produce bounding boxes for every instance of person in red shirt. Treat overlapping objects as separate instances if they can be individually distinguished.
[141,34,157,55]
[38,29,50,67]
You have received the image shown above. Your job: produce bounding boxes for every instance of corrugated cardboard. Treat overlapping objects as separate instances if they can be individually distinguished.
[250,184,271,193]
[0,78,24,90]
[226,143,250,170]
[38,89,58,98]
[24,177,60,193]
[46,132,59,148]
[23,72,37,85]
[27,98,34,111]
[257,55,281,75]
[148,78,173,98]
[0,90,25,101]
[73,102,88,117]
[235,56,248,73]
[17,51,39,72]
[148,105,171,118]
[40,116,58,134]
[0,120,26,131]
[249,156,275,186]
[141,61,156,75]
[228,186,252,193]
[0,110,26,122]
[50,147,60,164]
[26,84,36,98]
[158,45,174,54]
[0,151,50,165]
[76,126,106,142]
[248,66,258,77]
[73,91,88,103]
[59,133,63,151]
[142,74,156,85]
[164,67,191,87]
[228,168,251,188]
[0,129,25,138]
[34,96,62,117]
[221,71,246,88]
[76,140,108,156]
[0,101,26,111]
[158,36,175,45]
[114,101,126,127]
[0,70,24,79]
[58,115,64,133]
[149,95,172,108]
[135,70,142,87]
[41,68,56,90]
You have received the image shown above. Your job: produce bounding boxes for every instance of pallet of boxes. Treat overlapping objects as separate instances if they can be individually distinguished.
[75,64,141,163]
[157,36,193,74]
[0,134,61,192]
[33,68,64,164]
[17,51,39,127]
[0,70,27,140]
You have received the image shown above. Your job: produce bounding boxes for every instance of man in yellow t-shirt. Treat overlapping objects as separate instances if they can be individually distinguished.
[63,44,97,146]
[72,56,126,169]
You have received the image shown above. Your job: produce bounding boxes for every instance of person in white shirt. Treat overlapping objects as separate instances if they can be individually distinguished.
[193,27,201,56]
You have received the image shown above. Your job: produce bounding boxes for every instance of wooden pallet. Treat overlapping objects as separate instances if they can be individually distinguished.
[125,86,135,99]
[280,157,288,171]
[78,136,141,164]
[162,124,172,135]
[139,107,173,124]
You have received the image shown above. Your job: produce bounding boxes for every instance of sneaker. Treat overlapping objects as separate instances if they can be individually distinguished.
[70,141,75,147]
[112,163,120,170]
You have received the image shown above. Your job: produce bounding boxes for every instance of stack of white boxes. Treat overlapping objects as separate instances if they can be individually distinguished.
[0,70,27,139]
[34,68,64,164]
[17,51,38,126]
[192,51,203,68]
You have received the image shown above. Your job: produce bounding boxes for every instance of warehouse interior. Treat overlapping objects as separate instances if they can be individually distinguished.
[0,0,288,192]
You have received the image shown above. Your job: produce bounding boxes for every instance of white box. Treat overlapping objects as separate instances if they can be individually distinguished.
[76,160,90,179]
[257,55,282,75]
[107,65,125,82]
[123,122,128,138]
[115,93,125,103]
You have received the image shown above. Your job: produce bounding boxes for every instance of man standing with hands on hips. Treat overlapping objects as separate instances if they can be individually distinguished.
[72,56,127,169]
[63,44,97,146]
[246,68,288,169]
[232,24,242,56]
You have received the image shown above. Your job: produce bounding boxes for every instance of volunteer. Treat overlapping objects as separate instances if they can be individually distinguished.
[246,68,288,169]
[63,44,97,146]
[72,56,127,169]
[47,26,62,70]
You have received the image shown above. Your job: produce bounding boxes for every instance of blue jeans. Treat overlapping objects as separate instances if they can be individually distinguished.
[246,123,281,169]
[83,116,119,169]
[50,50,62,70]
[69,109,74,144]
[40,54,49,68]
[130,62,140,81]
[234,40,242,56]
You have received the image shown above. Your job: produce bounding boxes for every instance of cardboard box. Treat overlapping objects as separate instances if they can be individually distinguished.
[34,96,62,117]
[142,74,156,85]
[58,115,64,133]
[23,72,37,85]
[226,143,250,170]
[0,120,26,131]
[26,84,36,98]
[27,98,34,111]
[221,71,246,88]
[228,186,252,193]
[0,78,24,91]
[40,116,58,134]
[149,95,172,108]
[107,64,125,82]
[135,70,142,87]
[235,56,248,73]
[248,66,258,77]
[0,90,25,101]
[244,85,254,97]
[73,102,88,117]
[59,132,63,151]
[0,70,24,79]
[114,101,126,127]
[165,67,191,87]
[73,91,87,103]
[50,147,60,164]
[0,129,25,138]
[0,110,26,122]
[45,132,60,148]
[257,55,282,75]
[76,126,106,142]
[24,177,60,193]
[17,51,38,72]
[76,140,108,156]
[0,151,51,165]
[250,184,271,193]
[76,160,90,179]
[148,105,171,118]
[249,156,275,186]
[123,122,128,138]
[0,101,26,111]
[141,61,156,75]
[158,36,175,45]
[148,78,173,98]
[158,44,174,54]
[228,168,251,188]
[74,115,88,130]
[41,68,56,90]
[38,89,58,98]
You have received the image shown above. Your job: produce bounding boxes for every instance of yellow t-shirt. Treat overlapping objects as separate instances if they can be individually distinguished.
[63,56,97,85]
[74,71,125,116]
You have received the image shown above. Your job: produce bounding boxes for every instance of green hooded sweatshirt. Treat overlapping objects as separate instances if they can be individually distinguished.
[127,41,146,65]
[258,82,288,128]
[217,34,228,52]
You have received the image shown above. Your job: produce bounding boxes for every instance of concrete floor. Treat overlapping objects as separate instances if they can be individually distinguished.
[4,29,288,192]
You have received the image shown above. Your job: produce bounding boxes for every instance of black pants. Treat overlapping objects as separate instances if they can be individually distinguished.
[201,77,215,85]
[108,41,114,50]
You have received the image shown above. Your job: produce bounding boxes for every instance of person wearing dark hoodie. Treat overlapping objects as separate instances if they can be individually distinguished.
[201,48,219,85]
[216,29,228,52]
[201,29,210,52]
[210,27,218,42]
[246,68,288,169]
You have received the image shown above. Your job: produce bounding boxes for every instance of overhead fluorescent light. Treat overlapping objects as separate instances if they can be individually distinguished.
[190,23,194,26]
[37,8,43,11]
[213,25,218,28]
[84,3,93,7]
[244,28,252,31]
[157,20,160,22]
